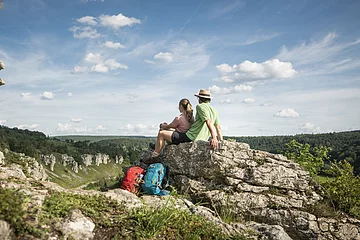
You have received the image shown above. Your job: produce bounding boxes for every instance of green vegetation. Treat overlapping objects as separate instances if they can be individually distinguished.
[284,139,360,219]
[39,191,245,239]
[284,139,331,175]
[0,188,43,238]
[226,130,360,175]
[0,125,155,165]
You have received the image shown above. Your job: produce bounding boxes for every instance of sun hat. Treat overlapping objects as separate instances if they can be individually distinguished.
[194,89,211,99]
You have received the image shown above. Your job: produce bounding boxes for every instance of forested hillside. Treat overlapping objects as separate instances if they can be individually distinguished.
[1,125,359,174]
[0,125,155,164]
[225,131,360,174]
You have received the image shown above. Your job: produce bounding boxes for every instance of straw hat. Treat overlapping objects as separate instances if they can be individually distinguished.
[194,89,211,99]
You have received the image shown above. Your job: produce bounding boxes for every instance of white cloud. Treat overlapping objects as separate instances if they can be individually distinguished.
[96,125,107,132]
[20,93,31,97]
[84,53,103,64]
[71,118,83,123]
[90,59,128,73]
[15,124,39,130]
[154,52,173,63]
[99,13,141,30]
[238,33,280,46]
[274,108,299,118]
[300,122,321,133]
[40,91,54,100]
[144,59,155,64]
[68,93,73,97]
[101,41,125,49]
[91,64,109,73]
[72,66,89,74]
[69,26,101,39]
[209,84,253,95]
[242,98,255,104]
[56,123,90,134]
[216,59,296,83]
[260,101,274,107]
[104,59,128,70]
[276,32,360,66]
[134,124,148,133]
[219,99,233,104]
[77,16,98,26]
[212,1,246,18]
[0,120,7,125]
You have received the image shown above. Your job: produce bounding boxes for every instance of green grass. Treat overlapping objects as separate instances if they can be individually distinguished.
[44,161,125,189]
[38,191,247,239]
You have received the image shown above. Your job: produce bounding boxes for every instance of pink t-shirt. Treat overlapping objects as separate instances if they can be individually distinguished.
[171,114,192,133]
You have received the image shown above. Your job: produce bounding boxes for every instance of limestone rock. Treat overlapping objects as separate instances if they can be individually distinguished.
[163,140,360,240]
[0,164,26,179]
[58,209,95,240]
[0,151,4,165]
[0,220,13,240]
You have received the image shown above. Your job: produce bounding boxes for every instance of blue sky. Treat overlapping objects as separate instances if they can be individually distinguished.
[0,0,359,136]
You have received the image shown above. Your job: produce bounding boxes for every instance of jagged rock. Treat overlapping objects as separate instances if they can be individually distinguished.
[42,154,56,171]
[95,153,110,166]
[57,209,95,240]
[163,140,360,240]
[0,151,4,165]
[0,220,13,240]
[81,154,93,166]
[0,164,27,179]
[24,156,48,181]
[115,155,124,164]
[102,189,143,208]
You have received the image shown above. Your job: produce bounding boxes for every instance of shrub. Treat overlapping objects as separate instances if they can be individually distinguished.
[322,161,360,218]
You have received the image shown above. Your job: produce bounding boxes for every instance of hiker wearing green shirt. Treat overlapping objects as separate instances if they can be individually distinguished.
[148,89,223,160]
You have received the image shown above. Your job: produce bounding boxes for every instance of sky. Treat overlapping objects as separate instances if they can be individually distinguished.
[0,0,359,137]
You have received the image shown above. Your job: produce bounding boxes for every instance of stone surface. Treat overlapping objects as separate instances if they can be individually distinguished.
[163,140,360,240]
[58,209,95,240]
[0,220,13,240]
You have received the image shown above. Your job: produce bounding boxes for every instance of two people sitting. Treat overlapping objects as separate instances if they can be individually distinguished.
[147,89,223,161]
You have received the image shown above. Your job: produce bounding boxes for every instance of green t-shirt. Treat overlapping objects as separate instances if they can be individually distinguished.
[186,102,219,141]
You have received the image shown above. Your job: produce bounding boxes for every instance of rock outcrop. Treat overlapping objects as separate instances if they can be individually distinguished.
[163,140,360,240]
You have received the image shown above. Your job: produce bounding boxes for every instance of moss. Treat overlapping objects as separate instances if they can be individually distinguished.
[0,188,44,238]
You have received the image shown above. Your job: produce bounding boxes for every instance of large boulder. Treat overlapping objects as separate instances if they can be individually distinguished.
[163,140,360,240]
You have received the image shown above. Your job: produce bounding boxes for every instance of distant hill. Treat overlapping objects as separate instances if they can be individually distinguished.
[1,125,359,174]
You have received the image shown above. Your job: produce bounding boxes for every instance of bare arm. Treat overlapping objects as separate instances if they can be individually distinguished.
[205,119,218,150]
[215,124,223,141]
[160,117,179,130]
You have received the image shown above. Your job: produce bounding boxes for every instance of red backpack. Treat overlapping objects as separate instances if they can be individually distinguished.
[120,166,145,194]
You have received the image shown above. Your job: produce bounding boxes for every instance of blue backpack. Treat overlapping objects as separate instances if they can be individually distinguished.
[141,163,170,196]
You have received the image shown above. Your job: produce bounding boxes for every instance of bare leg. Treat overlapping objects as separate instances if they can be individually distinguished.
[155,130,173,154]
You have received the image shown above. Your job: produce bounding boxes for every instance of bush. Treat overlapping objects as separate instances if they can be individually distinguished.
[323,161,360,218]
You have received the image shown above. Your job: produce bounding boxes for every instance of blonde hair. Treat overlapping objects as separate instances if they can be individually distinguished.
[179,98,194,123]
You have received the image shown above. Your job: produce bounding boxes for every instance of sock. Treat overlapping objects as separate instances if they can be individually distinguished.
[151,151,160,158]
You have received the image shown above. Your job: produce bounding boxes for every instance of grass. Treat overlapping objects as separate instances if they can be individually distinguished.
[44,161,125,189]
[38,191,247,239]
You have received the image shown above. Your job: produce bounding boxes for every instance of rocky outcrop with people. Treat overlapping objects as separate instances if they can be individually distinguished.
[163,140,360,240]
[0,141,359,239]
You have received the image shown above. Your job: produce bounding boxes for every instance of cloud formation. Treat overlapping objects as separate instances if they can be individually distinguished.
[101,41,125,49]
[40,91,55,100]
[71,118,83,123]
[242,98,255,104]
[154,52,173,62]
[98,13,141,30]
[274,109,299,118]
[77,16,98,26]
[300,122,320,133]
[209,84,252,95]
[216,59,296,83]
[69,26,101,39]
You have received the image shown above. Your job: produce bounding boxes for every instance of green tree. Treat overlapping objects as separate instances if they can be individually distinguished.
[284,139,331,175]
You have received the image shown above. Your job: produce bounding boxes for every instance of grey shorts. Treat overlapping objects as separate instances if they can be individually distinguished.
[171,131,191,144]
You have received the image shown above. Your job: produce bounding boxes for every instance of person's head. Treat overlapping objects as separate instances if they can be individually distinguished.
[179,98,194,122]
[194,89,211,103]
